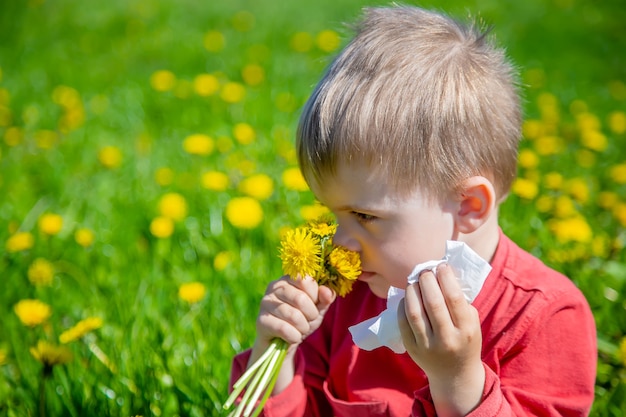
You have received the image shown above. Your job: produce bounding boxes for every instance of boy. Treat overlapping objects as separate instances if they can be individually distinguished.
[230,5,596,416]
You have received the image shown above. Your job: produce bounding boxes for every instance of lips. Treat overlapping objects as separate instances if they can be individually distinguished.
[358,271,376,281]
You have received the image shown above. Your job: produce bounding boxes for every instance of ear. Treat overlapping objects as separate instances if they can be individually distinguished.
[453,176,496,234]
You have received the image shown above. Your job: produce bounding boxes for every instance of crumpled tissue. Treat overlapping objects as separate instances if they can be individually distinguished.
[348,240,492,354]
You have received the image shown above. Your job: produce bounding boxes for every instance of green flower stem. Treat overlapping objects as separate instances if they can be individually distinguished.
[224,338,288,417]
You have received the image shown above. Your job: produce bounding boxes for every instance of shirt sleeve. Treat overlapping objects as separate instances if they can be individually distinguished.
[412,289,596,417]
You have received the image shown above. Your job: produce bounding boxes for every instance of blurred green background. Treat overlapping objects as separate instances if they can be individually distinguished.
[1,0,625,416]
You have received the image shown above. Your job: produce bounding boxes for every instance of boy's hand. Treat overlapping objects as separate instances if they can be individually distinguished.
[255,275,336,351]
[397,263,485,416]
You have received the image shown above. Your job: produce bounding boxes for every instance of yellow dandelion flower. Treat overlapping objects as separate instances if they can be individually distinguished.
[597,191,618,209]
[225,197,264,229]
[0,105,11,127]
[316,29,340,52]
[522,119,544,140]
[158,193,188,222]
[98,145,123,169]
[59,317,103,344]
[575,149,596,168]
[609,111,626,134]
[155,167,174,186]
[549,216,592,244]
[14,299,52,327]
[150,216,175,238]
[150,70,176,92]
[6,231,35,252]
[576,112,601,132]
[543,172,563,190]
[242,64,265,86]
[566,178,590,204]
[233,122,255,145]
[282,167,309,191]
[203,30,225,52]
[74,228,94,247]
[201,170,230,191]
[27,258,54,286]
[183,133,214,156]
[328,246,361,281]
[580,130,608,152]
[610,163,626,184]
[193,73,220,96]
[52,85,81,108]
[591,235,610,258]
[535,195,553,213]
[30,340,72,367]
[518,149,539,169]
[553,195,577,218]
[279,227,322,279]
[533,135,564,155]
[613,203,626,227]
[220,82,246,104]
[290,32,313,52]
[214,251,232,271]
[35,130,58,149]
[238,174,274,200]
[38,213,63,236]
[300,204,330,221]
[511,178,538,200]
[309,222,337,238]
[178,282,206,304]
[4,126,23,146]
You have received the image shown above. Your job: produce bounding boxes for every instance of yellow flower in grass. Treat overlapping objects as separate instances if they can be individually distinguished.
[238,174,274,200]
[548,216,592,244]
[30,341,72,367]
[38,213,63,236]
[316,29,340,52]
[543,172,563,190]
[6,231,34,252]
[534,135,564,155]
[290,32,313,52]
[282,167,309,191]
[193,73,220,96]
[214,251,232,271]
[183,133,214,156]
[150,216,174,238]
[14,299,51,327]
[158,193,187,221]
[178,282,206,304]
[59,317,103,344]
[300,204,330,221]
[98,145,123,169]
[150,70,176,92]
[580,130,608,152]
[155,167,174,186]
[74,228,95,247]
[28,258,54,286]
[242,64,265,86]
[204,30,225,52]
[220,82,246,104]
[511,178,538,200]
[609,111,626,134]
[518,149,539,169]
[233,122,255,145]
[225,197,263,229]
[280,227,322,279]
[201,171,230,191]
[610,164,626,184]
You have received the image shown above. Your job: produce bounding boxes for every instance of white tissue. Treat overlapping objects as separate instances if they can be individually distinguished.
[348,241,492,354]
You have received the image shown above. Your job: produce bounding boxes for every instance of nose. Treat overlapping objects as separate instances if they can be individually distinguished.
[333,223,360,252]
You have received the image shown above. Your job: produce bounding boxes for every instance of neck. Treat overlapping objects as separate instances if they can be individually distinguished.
[457,212,500,263]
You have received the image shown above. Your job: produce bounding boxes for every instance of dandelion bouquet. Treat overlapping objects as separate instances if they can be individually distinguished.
[223,218,361,417]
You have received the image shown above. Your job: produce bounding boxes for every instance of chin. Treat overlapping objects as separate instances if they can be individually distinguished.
[367,282,391,299]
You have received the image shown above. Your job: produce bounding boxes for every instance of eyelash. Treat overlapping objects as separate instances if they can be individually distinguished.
[352,211,376,223]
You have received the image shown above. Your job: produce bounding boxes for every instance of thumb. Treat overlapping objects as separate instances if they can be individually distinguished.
[317,285,336,314]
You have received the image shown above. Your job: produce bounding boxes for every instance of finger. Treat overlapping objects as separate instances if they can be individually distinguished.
[418,269,453,335]
[316,285,336,315]
[436,264,473,327]
[403,280,431,345]
[271,278,319,322]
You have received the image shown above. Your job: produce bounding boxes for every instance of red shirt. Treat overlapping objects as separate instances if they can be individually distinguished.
[230,232,597,416]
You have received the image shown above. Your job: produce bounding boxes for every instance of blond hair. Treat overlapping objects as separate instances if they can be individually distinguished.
[297,5,521,202]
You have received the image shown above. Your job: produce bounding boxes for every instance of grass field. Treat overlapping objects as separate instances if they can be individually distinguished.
[1,0,625,415]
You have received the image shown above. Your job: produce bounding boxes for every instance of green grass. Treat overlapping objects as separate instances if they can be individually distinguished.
[1,0,625,415]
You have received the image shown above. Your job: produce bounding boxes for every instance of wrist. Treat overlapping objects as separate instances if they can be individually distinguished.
[429,361,485,417]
